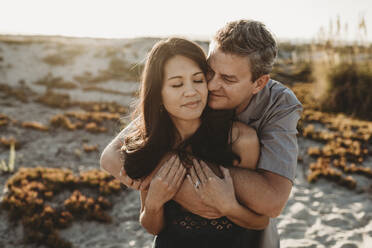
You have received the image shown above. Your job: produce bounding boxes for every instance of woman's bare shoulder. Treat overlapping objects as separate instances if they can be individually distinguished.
[231,121,257,144]
[231,121,260,169]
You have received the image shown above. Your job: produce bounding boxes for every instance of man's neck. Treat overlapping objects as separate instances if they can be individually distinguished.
[235,95,253,115]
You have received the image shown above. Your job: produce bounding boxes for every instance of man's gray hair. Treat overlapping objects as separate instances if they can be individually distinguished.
[212,19,278,81]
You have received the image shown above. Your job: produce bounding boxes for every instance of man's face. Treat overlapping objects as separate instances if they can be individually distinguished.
[207,47,258,114]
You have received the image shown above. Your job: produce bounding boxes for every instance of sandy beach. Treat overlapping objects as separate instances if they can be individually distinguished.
[0,35,371,248]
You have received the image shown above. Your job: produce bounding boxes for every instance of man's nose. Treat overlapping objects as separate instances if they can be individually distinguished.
[208,77,222,91]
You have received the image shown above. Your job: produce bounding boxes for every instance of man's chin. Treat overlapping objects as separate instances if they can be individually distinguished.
[208,100,229,110]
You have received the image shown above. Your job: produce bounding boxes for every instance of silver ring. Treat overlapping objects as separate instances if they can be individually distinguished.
[195,180,200,189]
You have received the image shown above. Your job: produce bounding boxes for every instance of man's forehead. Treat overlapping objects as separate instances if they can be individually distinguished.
[208,49,251,76]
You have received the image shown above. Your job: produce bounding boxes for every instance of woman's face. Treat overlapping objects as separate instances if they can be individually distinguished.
[161,55,208,123]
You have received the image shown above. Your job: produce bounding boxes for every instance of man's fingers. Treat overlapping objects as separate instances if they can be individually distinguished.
[132,179,142,190]
[120,174,133,186]
[233,159,239,166]
[140,175,152,191]
[119,166,126,177]
[220,166,232,182]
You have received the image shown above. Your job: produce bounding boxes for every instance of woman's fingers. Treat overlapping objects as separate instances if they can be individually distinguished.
[189,166,201,190]
[174,166,187,189]
[220,166,233,183]
[193,159,207,183]
[167,156,181,181]
[187,174,195,188]
[157,155,176,178]
[169,160,184,184]
[199,160,215,179]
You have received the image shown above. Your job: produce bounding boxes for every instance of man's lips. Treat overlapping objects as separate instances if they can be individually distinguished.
[209,93,225,97]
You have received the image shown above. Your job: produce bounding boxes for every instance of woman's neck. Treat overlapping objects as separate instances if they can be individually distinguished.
[172,118,201,142]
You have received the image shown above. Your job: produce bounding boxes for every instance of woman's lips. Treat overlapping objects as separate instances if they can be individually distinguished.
[182,100,200,108]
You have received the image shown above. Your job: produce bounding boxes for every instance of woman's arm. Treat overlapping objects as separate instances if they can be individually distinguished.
[139,190,165,235]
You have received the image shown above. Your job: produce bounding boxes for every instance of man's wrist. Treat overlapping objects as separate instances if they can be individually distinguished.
[145,198,163,213]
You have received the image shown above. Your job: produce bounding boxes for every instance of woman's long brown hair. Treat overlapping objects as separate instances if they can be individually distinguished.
[122,38,238,179]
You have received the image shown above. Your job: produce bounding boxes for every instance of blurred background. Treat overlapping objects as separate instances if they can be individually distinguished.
[0,1,371,248]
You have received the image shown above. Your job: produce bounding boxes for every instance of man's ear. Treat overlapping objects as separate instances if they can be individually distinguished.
[252,74,270,94]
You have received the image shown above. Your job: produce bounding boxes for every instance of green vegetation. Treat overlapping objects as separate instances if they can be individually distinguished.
[320,62,372,120]
[309,16,372,120]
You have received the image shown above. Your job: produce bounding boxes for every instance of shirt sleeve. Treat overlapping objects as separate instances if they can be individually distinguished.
[257,90,303,183]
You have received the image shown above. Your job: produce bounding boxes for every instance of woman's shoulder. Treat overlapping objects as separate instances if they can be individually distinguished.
[231,121,257,144]
[231,121,260,169]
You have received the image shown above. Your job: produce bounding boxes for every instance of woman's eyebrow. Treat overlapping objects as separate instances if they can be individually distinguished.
[167,75,182,80]
[193,72,204,76]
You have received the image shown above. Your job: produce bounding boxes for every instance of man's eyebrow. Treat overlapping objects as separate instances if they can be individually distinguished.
[193,72,203,76]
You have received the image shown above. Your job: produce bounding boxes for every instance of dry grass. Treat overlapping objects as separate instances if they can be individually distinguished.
[75,58,143,84]
[292,82,372,189]
[1,167,122,247]
[34,74,77,89]
[42,45,84,66]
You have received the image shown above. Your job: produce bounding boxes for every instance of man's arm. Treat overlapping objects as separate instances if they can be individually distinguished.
[174,94,302,218]
[173,167,291,218]
[100,127,126,179]
[100,121,145,189]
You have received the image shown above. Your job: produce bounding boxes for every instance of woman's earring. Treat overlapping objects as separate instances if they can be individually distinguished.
[159,104,164,113]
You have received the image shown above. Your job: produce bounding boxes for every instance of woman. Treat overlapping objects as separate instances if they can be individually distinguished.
[113,38,268,247]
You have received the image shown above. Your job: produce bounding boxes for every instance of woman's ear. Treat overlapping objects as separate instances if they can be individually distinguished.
[252,74,270,95]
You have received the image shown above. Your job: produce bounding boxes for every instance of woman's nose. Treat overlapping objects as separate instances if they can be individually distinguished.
[184,82,197,96]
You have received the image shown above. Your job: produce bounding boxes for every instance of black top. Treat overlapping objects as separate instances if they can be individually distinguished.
[153,200,261,248]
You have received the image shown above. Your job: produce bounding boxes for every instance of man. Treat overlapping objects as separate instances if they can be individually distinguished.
[100,19,302,247]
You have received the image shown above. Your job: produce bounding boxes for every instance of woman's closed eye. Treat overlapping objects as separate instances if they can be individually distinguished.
[172,83,183,88]
[193,79,205,83]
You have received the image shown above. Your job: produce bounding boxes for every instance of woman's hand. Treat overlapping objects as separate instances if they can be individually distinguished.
[145,155,187,210]
[187,159,238,215]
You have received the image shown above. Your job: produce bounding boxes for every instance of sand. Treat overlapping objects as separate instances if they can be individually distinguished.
[0,35,371,248]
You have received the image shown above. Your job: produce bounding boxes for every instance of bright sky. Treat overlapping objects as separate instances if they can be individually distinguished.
[0,0,371,42]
